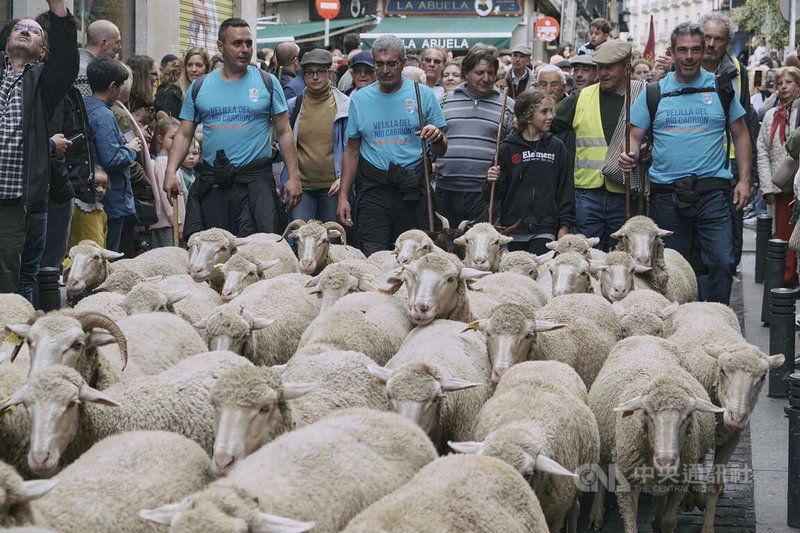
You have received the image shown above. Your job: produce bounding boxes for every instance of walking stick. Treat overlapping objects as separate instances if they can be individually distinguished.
[172,191,180,247]
[414,81,435,232]
[489,87,509,224]
[624,63,632,220]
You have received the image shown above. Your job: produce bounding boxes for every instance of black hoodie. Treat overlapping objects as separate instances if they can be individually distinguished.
[483,131,575,237]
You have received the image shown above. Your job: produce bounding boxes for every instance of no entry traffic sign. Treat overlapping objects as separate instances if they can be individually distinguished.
[535,16,560,43]
[316,0,340,20]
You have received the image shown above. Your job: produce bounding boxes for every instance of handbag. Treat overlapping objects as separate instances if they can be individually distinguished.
[130,181,159,226]
[771,156,799,194]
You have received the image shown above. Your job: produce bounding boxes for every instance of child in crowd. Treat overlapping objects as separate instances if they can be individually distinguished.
[179,135,201,195]
[485,89,575,255]
[578,18,611,56]
[149,113,185,248]
[68,166,109,250]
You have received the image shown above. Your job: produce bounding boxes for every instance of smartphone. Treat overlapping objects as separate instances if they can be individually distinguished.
[766,69,775,88]
[753,70,763,87]
[122,131,136,143]
[67,132,84,143]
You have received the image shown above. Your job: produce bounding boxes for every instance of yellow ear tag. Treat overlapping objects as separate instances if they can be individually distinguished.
[62,257,71,267]
[620,411,634,418]
[304,278,314,287]
[316,293,322,299]
[214,263,224,269]
[4,333,22,346]
[0,396,13,420]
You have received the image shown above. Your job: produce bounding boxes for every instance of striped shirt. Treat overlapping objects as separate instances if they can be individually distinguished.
[435,84,515,193]
[0,56,28,199]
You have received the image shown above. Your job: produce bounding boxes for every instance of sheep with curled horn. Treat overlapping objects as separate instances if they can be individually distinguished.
[279,219,365,275]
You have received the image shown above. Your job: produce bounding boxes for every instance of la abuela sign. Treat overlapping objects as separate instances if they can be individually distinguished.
[384,0,523,15]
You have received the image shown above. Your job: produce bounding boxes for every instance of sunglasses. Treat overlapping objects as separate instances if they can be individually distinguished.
[14,24,41,36]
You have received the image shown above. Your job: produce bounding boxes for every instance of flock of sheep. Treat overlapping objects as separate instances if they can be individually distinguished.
[0,215,781,533]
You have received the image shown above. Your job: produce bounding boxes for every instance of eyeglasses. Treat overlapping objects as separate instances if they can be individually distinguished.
[352,66,375,74]
[303,68,330,79]
[14,24,41,36]
[374,61,401,70]
[423,57,443,65]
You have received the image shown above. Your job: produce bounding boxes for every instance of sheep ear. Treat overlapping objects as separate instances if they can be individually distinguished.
[453,236,466,246]
[87,331,116,347]
[537,250,555,263]
[588,262,608,273]
[440,378,482,392]
[164,285,192,306]
[304,275,321,288]
[545,241,558,250]
[657,227,674,237]
[253,513,315,533]
[232,237,253,248]
[613,396,643,417]
[357,277,376,292]
[1,390,25,411]
[534,454,578,478]
[193,318,208,329]
[257,259,281,274]
[11,478,59,504]
[460,268,492,281]
[139,502,185,525]
[367,364,393,384]
[281,382,317,401]
[379,271,405,295]
[499,235,514,245]
[531,320,567,332]
[252,318,276,330]
[78,384,120,407]
[610,230,624,239]
[633,264,652,273]
[586,237,601,247]
[308,284,322,295]
[327,229,342,240]
[659,302,679,319]
[447,440,485,455]
[145,275,163,283]
[432,244,447,254]
[767,353,785,368]
[5,323,31,340]
[693,397,725,414]
[462,319,485,332]
[702,344,726,358]
[100,249,124,260]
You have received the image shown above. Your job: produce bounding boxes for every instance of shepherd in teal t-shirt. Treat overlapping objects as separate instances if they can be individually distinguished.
[179,66,287,167]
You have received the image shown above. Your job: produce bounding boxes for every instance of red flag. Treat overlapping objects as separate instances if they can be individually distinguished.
[643,15,655,63]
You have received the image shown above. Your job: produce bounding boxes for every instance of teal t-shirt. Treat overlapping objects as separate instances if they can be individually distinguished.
[629,69,745,184]
[346,78,447,170]
[180,66,287,166]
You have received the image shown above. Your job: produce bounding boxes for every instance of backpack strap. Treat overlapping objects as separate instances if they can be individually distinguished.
[289,92,304,129]
[714,75,735,169]
[646,81,661,127]
[190,68,275,124]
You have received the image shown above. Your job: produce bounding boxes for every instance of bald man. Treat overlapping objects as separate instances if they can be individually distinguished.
[275,41,300,88]
[75,19,121,96]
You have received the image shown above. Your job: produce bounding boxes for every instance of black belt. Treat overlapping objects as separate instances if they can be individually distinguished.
[0,197,22,206]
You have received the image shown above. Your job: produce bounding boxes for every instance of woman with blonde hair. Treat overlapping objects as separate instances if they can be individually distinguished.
[154,59,184,117]
[178,47,210,94]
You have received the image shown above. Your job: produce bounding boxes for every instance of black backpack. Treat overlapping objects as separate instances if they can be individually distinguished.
[645,76,735,168]
[190,68,275,123]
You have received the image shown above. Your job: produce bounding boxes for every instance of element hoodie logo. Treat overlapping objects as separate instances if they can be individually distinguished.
[511,152,522,164]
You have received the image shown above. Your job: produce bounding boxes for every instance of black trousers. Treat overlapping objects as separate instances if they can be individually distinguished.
[355,185,419,256]
[0,201,27,293]
[433,188,488,226]
[508,238,552,256]
[199,184,258,238]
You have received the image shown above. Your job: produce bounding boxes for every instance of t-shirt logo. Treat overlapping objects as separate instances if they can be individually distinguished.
[405,99,415,114]
[249,88,259,102]
[702,92,712,104]
[511,152,522,164]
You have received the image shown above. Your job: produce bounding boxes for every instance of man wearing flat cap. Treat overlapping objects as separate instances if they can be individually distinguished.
[570,54,597,91]
[552,39,644,251]
[508,43,532,98]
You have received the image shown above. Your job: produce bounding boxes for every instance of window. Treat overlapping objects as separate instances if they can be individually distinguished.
[77,0,135,58]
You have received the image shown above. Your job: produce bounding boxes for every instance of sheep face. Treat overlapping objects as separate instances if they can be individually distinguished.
[293,223,336,275]
[121,282,193,315]
[219,255,279,302]
[65,242,123,296]
[499,251,540,280]
[308,267,374,312]
[599,252,651,302]
[549,253,605,298]
[1,366,119,476]
[394,230,434,265]
[210,366,314,476]
[187,230,236,282]
[545,234,599,260]
[613,378,723,477]
[368,363,480,435]
[614,302,678,338]
[140,486,315,533]
[703,344,784,431]
[473,307,565,383]
[455,223,512,271]
[196,305,274,355]
[611,216,673,267]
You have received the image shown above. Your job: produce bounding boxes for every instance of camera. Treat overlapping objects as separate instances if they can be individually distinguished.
[766,69,775,88]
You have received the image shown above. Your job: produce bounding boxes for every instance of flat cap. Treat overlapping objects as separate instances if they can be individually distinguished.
[350,50,374,67]
[570,54,596,66]
[511,43,532,56]
[300,48,332,66]
[556,59,572,69]
[591,39,632,65]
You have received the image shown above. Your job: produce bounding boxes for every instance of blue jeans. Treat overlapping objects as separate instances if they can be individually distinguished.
[289,188,339,223]
[18,212,48,304]
[574,188,632,251]
[106,217,125,252]
[651,189,734,305]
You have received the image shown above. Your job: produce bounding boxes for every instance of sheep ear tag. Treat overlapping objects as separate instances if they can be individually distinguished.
[0,395,14,420]
[3,332,22,346]
[463,320,480,332]
[214,263,224,269]
[61,257,71,268]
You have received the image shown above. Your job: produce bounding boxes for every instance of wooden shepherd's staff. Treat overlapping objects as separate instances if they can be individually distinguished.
[172,191,180,247]
[414,81,435,232]
[624,63,632,221]
[488,87,509,224]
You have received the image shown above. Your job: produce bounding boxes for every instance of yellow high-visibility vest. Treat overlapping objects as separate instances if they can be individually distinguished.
[573,84,625,193]
[724,56,743,160]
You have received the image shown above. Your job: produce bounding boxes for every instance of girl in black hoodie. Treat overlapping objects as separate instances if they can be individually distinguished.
[485,89,575,255]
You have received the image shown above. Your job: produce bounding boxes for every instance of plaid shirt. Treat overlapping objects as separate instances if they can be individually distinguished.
[0,56,28,199]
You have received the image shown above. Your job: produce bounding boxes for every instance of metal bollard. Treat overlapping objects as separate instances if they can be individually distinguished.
[755,214,773,283]
[788,372,800,527]
[762,239,788,325]
[769,287,797,397]
[37,267,61,312]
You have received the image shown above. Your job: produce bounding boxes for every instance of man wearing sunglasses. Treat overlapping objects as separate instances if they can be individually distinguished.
[0,0,78,294]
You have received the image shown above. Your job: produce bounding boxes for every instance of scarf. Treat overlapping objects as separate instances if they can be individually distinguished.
[115,100,161,215]
[770,99,793,145]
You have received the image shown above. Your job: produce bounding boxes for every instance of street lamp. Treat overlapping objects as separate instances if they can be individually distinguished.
[619,8,631,33]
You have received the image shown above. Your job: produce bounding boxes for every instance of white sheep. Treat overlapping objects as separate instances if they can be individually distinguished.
[0,351,251,475]
[498,250,541,280]
[469,271,549,312]
[217,233,300,301]
[547,251,606,297]
[119,275,222,331]
[140,408,438,533]
[587,335,722,532]
[611,288,679,338]
[0,357,32,479]
[366,249,400,272]
[294,292,413,365]
[64,241,189,297]
[342,454,548,533]
[543,232,602,260]
[92,269,147,294]
[367,319,492,453]
[195,277,321,366]
[211,350,389,475]
[186,228,237,289]
[449,361,599,533]
[305,260,383,311]
[598,250,653,302]
[454,222,513,271]
[281,219,365,275]
[611,216,698,303]
[0,294,34,331]
[393,229,439,265]
[0,431,214,532]
[72,292,127,321]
